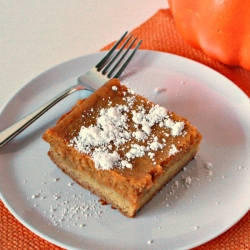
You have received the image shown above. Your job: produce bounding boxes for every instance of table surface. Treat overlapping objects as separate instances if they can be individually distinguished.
[2,1,249,250]
[0,0,168,111]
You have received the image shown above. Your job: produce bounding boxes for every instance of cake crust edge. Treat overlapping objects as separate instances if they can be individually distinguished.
[46,139,200,217]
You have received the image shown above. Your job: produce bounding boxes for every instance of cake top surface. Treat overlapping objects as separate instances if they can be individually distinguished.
[51,79,197,172]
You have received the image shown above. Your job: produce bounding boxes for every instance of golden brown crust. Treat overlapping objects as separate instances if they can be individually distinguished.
[47,140,200,217]
[43,78,202,217]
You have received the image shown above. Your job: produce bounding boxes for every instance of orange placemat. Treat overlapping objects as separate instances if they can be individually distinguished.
[102,9,250,98]
[1,8,250,250]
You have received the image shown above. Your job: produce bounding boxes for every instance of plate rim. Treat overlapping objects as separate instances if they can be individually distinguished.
[0,50,250,250]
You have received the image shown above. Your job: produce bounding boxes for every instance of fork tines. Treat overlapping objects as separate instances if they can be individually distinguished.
[96,31,142,79]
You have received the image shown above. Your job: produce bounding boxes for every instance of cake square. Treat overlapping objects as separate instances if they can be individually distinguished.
[43,78,202,217]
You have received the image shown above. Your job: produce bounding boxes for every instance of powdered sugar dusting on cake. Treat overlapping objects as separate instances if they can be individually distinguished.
[169,144,178,156]
[70,85,186,170]
[93,151,120,170]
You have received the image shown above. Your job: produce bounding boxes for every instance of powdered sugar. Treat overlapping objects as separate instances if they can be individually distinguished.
[70,85,186,170]
[93,151,120,170]
[171,121,185,136]
[169,144,179,156]
[154,87,166,94]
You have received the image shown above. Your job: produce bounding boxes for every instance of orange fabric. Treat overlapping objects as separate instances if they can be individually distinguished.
[0,201,62,249]
[1,200,249,249]
[1,8,249,250]
[102,9,250,98]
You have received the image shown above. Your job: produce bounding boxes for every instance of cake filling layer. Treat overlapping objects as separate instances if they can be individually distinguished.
[43,79,202,217]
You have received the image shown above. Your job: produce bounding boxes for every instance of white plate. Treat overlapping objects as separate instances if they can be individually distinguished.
[0,50,250,250]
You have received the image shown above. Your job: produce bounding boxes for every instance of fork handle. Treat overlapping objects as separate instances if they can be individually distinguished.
[0,85,87,148]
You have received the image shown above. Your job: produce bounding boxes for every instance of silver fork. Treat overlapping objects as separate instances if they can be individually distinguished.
[0,31,142,148]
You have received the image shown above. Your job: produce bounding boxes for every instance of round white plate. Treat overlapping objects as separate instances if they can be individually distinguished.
[0,50,250,250]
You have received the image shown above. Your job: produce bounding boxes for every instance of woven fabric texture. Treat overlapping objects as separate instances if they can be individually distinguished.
[102,9,250,98]
[1,8,249,250]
